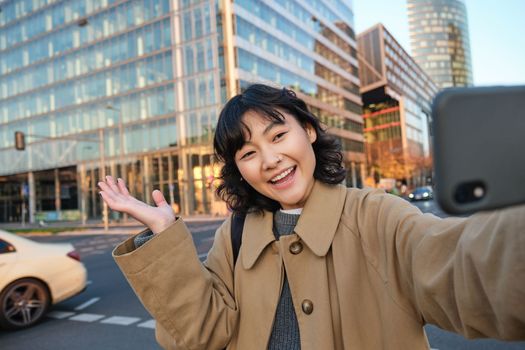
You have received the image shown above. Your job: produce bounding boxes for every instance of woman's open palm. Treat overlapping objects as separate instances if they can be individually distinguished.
[98,176,176,234]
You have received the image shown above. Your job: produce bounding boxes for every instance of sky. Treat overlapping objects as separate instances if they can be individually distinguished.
[353,0,525,86]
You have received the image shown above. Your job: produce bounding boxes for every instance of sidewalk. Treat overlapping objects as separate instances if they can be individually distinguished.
[0,214,228,236]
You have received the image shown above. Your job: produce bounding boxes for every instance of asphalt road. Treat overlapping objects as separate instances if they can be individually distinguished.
[1,201,524,349]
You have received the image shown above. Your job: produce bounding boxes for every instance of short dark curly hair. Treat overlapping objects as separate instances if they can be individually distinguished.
[213,84,346,214]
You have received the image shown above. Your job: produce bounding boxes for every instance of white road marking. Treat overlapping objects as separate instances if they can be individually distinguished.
[47,311,75,319]
[47,309,156,329]
[69,313,105,322]
[101,316,141,326]
[74,297,101,310]
[137,319,156,329]
[92,250,107,255]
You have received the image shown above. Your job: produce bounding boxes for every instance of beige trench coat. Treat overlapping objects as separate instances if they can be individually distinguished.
[113,181,525,349]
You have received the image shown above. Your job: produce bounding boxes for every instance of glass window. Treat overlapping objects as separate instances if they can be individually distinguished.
[194,7,202,37]
[0,240,16,254]
[183,14,192,40]
[196,42,205,71]
[184,47,194,75]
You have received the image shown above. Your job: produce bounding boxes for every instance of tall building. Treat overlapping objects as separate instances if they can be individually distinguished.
[357,24,438,187]
[407,0,473,88]
[0,0,363,224]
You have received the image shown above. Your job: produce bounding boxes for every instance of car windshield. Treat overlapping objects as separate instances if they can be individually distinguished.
[413,187,431,194]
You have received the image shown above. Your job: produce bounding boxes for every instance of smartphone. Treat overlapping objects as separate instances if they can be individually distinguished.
[432,85,525,215]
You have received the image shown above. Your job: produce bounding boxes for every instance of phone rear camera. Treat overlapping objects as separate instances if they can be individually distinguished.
[473,186,485,198]
[454,181,486,204]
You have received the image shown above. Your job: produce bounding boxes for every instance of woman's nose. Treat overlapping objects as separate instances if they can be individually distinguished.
[262,154,283,170]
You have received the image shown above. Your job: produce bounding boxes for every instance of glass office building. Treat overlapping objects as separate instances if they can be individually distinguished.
[358,24,438,186]
[0,0,363,223]
[407,0,473,88]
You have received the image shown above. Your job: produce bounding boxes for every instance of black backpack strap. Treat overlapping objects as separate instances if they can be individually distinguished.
[231,213,246,266]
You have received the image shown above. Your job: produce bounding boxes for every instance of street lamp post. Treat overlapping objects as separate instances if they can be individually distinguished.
[106,104,126,222]
[105,104,124,163]
[99,129,109,232]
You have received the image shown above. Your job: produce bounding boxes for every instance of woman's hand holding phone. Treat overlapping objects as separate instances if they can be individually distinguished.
[98,175,176,234]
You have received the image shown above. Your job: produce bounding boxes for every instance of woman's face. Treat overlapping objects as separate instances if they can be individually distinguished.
[234,110,317,210]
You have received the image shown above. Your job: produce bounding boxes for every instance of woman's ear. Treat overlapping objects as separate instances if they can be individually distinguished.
[306,124,317,143]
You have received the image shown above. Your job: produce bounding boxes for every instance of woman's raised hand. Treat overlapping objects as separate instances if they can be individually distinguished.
[98,175,176,234]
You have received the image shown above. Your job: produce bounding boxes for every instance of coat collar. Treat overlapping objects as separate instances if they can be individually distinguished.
[241,181,348,269]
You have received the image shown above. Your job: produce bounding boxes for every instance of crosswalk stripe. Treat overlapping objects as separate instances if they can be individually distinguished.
[69,313,106,322]
[47,311,75,319]
[75,297,100,310]
[137,319,156,329]
[101,316,141,326]
[48,309,155,329]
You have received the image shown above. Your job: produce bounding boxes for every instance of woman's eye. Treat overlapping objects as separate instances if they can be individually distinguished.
[240,151,255,160]
[273,132,287,141]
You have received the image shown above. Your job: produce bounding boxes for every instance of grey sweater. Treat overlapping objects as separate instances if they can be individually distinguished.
[269,210,301,349]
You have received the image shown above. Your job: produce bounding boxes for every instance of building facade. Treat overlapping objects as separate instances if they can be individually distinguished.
[0,0,364,224]
[407,0,473,88]
[357,24,438,187]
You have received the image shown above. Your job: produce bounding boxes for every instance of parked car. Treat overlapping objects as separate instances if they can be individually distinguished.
[408,186,434,201]
[0,229,87,330]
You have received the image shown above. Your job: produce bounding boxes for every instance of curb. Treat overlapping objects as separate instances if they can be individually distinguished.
[8,216,228,236]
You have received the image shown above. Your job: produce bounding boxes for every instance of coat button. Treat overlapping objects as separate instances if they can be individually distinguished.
[302,299,314,314]
[289,241,303,255]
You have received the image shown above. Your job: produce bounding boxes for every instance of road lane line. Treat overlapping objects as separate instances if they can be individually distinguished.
[137,319,156,329]
[101,316,141,326]
[69,313,105,322]
[47,311,75,319]
[74,297,101,310]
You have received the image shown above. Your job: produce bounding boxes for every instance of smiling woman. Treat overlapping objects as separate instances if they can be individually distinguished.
[100,83,525,350]
[213,84,345,214]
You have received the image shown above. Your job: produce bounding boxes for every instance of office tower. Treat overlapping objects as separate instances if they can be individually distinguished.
[0,0,363,223]
[358,24,438,187]
[407,0,473,88]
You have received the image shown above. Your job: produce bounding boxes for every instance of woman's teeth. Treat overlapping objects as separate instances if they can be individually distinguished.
[271,167,294,183]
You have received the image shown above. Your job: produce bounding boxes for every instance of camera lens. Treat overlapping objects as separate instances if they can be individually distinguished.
[454,181,486,204]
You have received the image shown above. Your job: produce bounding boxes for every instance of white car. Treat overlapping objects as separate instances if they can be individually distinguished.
[0,229,87,330]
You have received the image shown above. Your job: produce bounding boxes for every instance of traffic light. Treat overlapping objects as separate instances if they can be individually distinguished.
[14,131,25,151]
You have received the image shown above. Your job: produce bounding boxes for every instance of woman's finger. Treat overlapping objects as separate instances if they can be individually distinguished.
[117,178,130,196]
[99,191,113,206]
[152,189,168,208]
[98,181,112,194]
[98,182,118,203]
[105,175,120,194]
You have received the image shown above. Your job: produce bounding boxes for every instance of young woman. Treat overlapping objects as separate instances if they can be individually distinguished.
[99,84,525,350]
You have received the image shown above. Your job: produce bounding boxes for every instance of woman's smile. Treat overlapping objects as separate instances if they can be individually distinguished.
[269,166,296,184]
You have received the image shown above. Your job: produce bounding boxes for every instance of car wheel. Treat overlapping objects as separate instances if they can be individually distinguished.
[0,278,50,330]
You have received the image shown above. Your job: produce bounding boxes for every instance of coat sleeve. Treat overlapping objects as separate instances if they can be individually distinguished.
[112,217,239,350]
[355,190,525,340]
